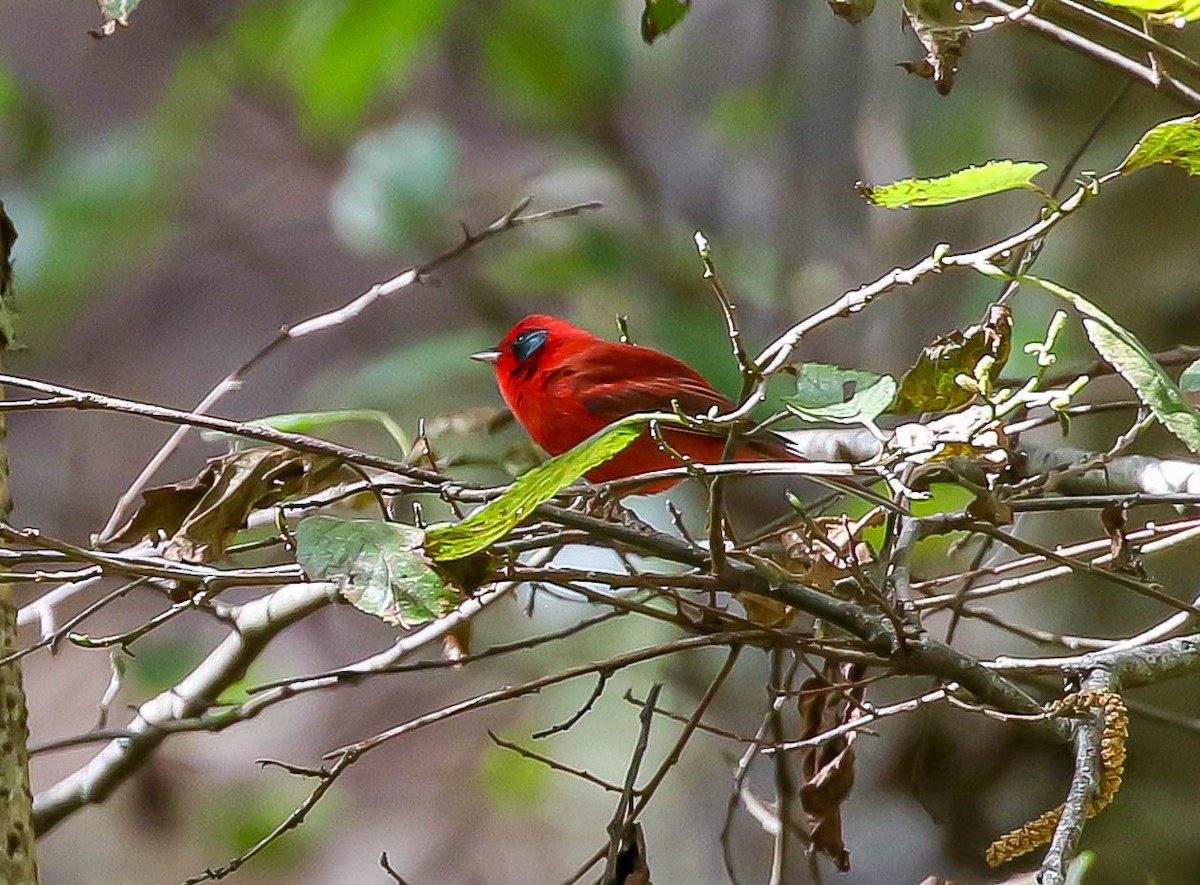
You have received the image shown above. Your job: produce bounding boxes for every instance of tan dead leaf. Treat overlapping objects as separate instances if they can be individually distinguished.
[798,661,866,872]
[738,511,881,624]
[112,447,345,563]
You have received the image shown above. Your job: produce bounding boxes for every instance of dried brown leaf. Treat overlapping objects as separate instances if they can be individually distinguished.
[797,661,866,872]
[112,447,345,562]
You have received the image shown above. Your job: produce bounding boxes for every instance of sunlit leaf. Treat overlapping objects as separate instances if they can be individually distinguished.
[296,516,458,627]
[1093,0,1200,24]
[641,0,690,43]
[1119,113,1200,176]
[113,448,346,563]
[425,419,644,561]
[893,305,1013,414]
[785,363,897,424]
[1029,275,1200,455]
[858,161,1047,208]
[93,0,144,37]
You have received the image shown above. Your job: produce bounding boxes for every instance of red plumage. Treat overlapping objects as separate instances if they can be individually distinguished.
[474,315,799,492]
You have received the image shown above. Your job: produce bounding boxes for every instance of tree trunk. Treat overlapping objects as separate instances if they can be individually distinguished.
[0,203,40,882]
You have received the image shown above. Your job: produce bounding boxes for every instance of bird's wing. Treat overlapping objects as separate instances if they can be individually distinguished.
[579,374,736,422]
[569,347,799,460]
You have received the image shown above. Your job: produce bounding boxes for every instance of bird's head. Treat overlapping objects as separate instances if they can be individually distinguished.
[471,314,599,384]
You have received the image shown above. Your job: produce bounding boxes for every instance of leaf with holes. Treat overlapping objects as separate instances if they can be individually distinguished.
[425,418,645,561]
[1120,113,1200,176]
[892,304,1013,414]
[296,516,459,627]
[858,160,1047,208]
[785,363,897,424]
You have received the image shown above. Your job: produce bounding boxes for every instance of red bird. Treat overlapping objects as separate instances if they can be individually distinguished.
[472,314,799,492]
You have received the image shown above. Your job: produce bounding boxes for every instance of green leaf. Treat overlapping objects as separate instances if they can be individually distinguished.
[1093,0,1200,23]
[641,0,691,43]
[425,419,645,561]
[1119,113,1200,176]
[296,516,458,627]
[1028,275,1200,455]
[857,160,1047,208]
[892,305,1013,414]
[828,0,877,23]
[1180,358,1200,393]
[785,363,897,424]
[94,0,144,36]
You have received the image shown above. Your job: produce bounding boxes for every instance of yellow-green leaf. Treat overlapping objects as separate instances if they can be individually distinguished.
[425,419,645,561]
[857,160,1047,208]
[1119,113,1200,176]
[1094,0,1200,24]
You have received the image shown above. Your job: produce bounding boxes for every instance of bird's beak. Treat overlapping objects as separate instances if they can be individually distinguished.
[470,349,502,365]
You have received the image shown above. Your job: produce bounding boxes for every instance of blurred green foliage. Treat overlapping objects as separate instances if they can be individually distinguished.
[330,118,459,253]
[480,0,628,129]
[478,737,552,814]
[231,0,452,134]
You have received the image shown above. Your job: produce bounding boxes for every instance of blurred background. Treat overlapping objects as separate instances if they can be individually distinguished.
[2,1,1200,882]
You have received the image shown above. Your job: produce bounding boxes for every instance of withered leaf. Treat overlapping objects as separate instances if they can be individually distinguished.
[893,304,1013,415]
[112,447,345,563]
[1101,503,1147,578]
[610,822,652,885]
[900,0,974,95]
[966,488,1014,526]
[798,661,866,872]
[739,511,883,624]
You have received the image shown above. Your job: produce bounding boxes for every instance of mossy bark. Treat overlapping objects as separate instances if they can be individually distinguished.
[0,203,39,883]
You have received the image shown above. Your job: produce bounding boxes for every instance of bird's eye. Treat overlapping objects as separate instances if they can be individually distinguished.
[511,328,549,362]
